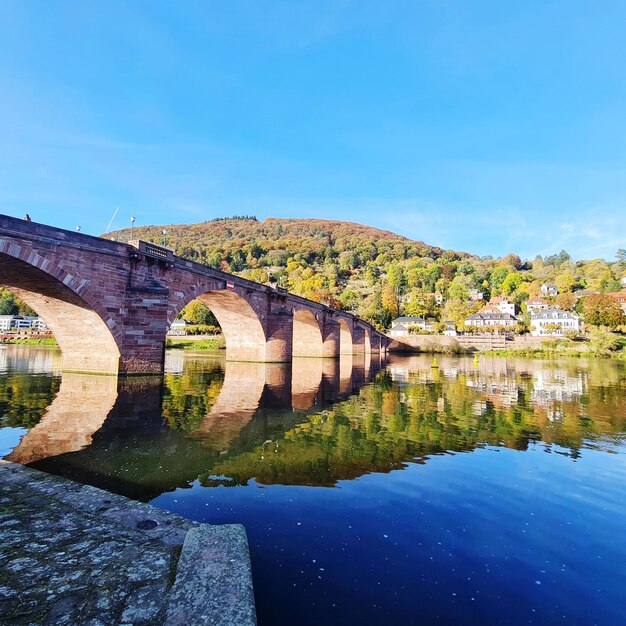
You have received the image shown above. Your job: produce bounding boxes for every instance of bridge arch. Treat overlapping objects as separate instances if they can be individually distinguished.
[0,250,122,374]
[292,309,323,358]
[169,287,268,362]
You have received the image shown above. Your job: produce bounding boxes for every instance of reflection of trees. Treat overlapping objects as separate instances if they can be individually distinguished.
[162,362,224,432]
[3,352,625,496]
[207,362,626,487]
[0,373,60,428]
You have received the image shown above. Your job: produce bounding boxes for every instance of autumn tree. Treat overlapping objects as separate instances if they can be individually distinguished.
[555,273,575,293]
[555,292,577,311]
[403,289,438,318]
[583,295,626,328]
[381,284,400,319]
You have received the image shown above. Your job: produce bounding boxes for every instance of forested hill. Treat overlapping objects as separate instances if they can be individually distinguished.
[112,217,450,267]
[106,217,626,331]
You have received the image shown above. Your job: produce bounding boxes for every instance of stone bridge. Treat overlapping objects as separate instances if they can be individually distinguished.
[0,214,389,374]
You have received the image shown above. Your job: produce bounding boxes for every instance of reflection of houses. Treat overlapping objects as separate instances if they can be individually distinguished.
[530,308,580,336]
[541,284,558,296]
[465,375,521,408]
[0,346,61,374]
[526,297,549,313]
[531,370,584,407]
[465,310,517,328]
[389,316,434,337]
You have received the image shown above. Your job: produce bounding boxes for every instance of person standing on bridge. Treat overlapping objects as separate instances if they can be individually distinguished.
[23,214,31,222]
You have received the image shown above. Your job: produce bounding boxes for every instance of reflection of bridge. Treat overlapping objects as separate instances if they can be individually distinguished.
[7,355,384,475]
[0,215,389,374]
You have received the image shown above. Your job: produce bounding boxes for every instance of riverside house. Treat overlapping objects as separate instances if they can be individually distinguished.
[541,284,558,296]
[465,310,517,328]
[530,308,580,336]
[526,297,550,313]
[0,315,48,331]
[488,296,516,316]
[389,316,434,337]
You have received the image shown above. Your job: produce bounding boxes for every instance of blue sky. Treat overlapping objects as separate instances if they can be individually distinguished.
[1,1,625,260]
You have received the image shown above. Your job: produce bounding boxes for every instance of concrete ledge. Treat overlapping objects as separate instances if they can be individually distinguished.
[166,525,256,626]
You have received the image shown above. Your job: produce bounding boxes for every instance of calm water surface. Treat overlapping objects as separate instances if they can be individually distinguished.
[1,345,626,625]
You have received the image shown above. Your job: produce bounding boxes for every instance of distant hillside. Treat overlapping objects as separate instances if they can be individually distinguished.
[111,217,451,264]
[107,217,626,331]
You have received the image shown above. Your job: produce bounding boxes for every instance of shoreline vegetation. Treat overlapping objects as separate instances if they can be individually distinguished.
[165,335,225,350]
[2,332,624,359]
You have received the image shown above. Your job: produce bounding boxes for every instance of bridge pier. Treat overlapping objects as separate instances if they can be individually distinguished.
[264,308,293,362]
[321,319,341,358]
[351,326,367,355]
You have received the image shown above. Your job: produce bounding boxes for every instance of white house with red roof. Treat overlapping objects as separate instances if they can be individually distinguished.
[526,297,550,313]
[488,295,516,316]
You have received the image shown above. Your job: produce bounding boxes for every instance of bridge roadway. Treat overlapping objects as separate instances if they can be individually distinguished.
[0,214,389,374]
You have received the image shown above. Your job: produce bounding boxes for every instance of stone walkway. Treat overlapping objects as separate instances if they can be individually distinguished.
[0,461,256,625]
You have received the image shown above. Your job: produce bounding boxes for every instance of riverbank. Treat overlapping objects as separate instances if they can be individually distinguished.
[0,461,256,625]
[165,335,225,350]
[0,337,57,346]
[388,332,626,359]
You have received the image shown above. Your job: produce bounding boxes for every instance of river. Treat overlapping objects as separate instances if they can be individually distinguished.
[1,345,625,625]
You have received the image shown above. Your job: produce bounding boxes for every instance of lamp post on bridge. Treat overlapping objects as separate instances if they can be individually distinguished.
[130,216,136,240]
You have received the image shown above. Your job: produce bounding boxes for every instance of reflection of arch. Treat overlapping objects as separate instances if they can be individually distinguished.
[0,253,121,374]
[189,361,268,449]
[339,319,353,354]
[292,309,323,358]
[6,374,119,465]
[292,357,323,409]
[179,290,267,362]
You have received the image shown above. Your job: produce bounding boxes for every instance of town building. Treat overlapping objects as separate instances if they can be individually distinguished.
[621,276,626,288]
[465,311,517,328]
[574,289,600,300]
[530,308,580,336]
[434,292,444,305]
[488,295,516,316]
[541,284,558,296]
[468,289,484,302]
[443,321,457,336]
[526,297,550,313]
[0,315,47,331]
[389,316,434,337]
[167,319,192,336]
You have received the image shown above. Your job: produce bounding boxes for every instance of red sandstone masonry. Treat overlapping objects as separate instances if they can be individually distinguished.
[0,214,388,374]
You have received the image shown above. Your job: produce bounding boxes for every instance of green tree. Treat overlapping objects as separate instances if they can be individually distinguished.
[489,266,510,293]
[448,276,469,302]
[502,272,522,296]
[0,290,17,315]
[180,300,219,327]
